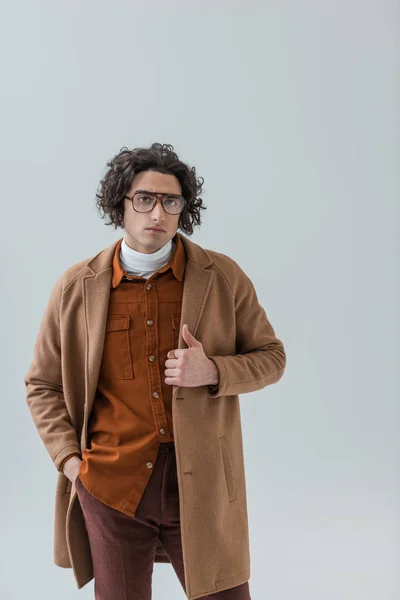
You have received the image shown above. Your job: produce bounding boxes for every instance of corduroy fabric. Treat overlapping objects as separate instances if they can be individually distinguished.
[60,232,218,516]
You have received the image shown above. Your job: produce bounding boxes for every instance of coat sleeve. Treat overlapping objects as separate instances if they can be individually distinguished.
[24,273,82,473]
[207,267,286,398]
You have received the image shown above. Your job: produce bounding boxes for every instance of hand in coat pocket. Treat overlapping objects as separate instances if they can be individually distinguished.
[63,456,82,485]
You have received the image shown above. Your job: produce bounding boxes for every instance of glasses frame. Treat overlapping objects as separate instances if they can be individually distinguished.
[125,190,186,215]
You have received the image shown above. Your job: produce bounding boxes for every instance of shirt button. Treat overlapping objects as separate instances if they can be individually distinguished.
[149,355,156,362]
[147,319,154,326]
[146,283,152,290]
[159,428,166,435]
[153,391,160,398]
[146,461,153,469]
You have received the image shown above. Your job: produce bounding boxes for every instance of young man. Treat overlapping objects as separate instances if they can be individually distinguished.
[24,142,286,600]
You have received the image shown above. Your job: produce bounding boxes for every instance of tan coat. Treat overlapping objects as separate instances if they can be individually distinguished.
[24,233,286,600]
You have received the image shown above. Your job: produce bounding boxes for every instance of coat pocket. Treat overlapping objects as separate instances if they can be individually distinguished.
[219,435,237,502]
[100,314,134,379]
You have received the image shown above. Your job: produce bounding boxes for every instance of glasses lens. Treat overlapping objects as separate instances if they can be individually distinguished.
[133,193,154,212]
[163,196,184,214]
[133,193,184,214]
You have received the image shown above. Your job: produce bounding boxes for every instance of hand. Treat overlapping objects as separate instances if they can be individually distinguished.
[63,455,82,484]
[165,324,219,388]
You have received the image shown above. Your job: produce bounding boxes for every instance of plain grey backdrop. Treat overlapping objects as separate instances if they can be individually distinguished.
[1,1,398,599]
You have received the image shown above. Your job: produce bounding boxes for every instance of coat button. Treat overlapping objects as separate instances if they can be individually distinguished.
[159,428,166,435]
[146,283,152,290]
[146,461,153,469]
[147,319,154,326]
[153,391,159,398]
[149,355,156,362]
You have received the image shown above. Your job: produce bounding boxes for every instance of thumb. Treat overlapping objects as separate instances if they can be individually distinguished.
[181,323,201,348]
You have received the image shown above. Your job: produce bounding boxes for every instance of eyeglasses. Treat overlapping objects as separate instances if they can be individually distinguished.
[125,190,185,215]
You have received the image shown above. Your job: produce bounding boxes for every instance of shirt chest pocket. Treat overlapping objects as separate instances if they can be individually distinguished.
[100,314,134,380]
[171,313,181,350]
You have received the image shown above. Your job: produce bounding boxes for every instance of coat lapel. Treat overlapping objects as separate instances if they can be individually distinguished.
[176,261,214,349]
[82,270,112,430]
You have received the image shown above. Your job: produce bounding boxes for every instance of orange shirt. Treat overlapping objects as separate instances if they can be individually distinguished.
[59,232,219,517]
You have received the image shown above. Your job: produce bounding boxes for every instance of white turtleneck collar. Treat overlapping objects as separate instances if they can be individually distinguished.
[119,235,175,279]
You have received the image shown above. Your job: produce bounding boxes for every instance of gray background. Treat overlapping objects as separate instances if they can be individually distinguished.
[1,1,398,599]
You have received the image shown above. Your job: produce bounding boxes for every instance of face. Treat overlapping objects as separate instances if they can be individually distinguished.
[123,170,182,254]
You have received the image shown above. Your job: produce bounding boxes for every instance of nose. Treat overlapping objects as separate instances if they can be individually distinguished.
[151,198,166,220]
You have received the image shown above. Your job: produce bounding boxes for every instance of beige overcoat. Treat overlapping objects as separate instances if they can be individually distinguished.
[24,232,286,599]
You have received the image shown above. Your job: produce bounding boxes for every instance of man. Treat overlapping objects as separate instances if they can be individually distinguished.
[24,142,286,600]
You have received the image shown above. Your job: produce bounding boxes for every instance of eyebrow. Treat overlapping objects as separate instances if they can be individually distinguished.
[134,189,182,197]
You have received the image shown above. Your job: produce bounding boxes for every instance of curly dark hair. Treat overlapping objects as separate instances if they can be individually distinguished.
[95,142,207,236]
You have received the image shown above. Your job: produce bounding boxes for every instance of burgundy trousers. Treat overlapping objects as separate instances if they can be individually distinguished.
[75,441,251,600]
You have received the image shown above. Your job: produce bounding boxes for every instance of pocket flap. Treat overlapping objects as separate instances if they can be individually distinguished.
[106,314,130,332]
[171,313,181,330]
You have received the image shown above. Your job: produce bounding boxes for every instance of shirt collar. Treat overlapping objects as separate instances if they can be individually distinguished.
[111,232,186,288]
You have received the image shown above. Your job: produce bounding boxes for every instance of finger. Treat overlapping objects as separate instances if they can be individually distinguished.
[164,368,178,376]
[165,358,177,367]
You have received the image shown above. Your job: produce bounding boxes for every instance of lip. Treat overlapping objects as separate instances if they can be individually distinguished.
[146,227,166,233]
